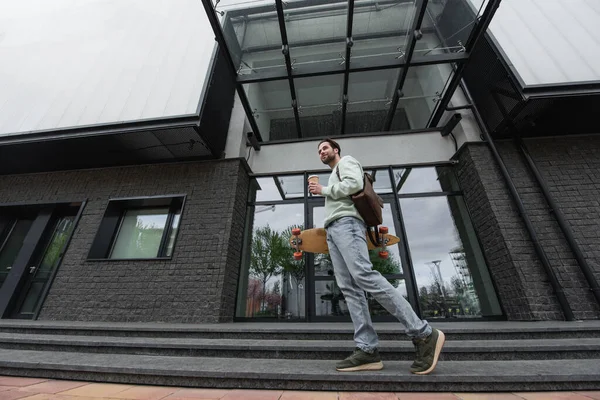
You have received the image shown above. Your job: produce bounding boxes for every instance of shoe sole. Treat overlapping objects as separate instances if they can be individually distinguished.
[336,361,384,372]
[412,329,446,375]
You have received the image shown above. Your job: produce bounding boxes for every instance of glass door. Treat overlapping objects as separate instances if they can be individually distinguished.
[308,196,415,321]
[10,209,77,319]
[0,217,35,289]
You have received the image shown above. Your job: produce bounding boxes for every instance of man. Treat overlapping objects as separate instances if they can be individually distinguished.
[308,138,445,375]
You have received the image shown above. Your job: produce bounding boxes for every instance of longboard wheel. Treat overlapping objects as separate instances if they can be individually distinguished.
[378,251,389,259]
[292,228,301,236]
[293,252,303,260]
[379,226,389,234]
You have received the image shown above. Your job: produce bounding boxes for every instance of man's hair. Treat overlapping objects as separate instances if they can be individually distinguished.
[318,138,341,155]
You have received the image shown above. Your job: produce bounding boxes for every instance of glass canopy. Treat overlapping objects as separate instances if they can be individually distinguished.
[202,0,500,142]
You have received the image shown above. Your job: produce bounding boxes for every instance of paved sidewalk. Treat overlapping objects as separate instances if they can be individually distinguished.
[0,377,599,400]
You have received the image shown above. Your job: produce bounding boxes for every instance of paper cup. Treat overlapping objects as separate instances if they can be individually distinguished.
[307,175,319,184]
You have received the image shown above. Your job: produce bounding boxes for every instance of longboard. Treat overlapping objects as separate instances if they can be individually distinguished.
[289,227,400,260]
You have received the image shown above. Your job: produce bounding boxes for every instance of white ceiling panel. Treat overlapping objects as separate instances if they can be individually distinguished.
[0,0,216,137]
[470,0,600,87]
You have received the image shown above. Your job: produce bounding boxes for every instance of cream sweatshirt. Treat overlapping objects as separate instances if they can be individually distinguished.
[320,155,364,228]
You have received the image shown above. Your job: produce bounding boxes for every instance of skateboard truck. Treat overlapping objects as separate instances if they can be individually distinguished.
[291,228,303,260]
[378,226,389,259]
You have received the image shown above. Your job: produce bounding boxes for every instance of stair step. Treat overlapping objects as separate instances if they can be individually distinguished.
[0,333,598,361]
[0,321,599,340]
[0,349,598,392]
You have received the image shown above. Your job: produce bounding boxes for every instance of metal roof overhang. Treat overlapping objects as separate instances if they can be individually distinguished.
[0,46,236,175]
[201,0,503,142]
[462,28,600,140]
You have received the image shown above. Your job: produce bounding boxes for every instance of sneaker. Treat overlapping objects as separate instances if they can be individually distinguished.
[335,348,384,372]
[409,328,445,375]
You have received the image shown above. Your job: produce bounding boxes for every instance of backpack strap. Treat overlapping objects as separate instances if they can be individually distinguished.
[335,166,381,247]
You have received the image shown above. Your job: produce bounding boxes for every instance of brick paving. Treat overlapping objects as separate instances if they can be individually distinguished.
[0,377,598,400]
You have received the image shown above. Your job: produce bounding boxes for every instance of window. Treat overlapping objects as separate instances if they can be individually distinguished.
[88,196,184,260]
[238,166,504,321]
[237,174,307,320]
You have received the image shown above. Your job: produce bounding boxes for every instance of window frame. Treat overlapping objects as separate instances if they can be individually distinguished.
[87,195,186,261]
[236,162,504,322]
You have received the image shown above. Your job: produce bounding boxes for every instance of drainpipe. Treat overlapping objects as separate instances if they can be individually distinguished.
[457,80,576,321]
[515,135,600,307]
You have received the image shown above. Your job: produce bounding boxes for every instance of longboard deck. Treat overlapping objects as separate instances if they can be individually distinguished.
[289,227,400,255]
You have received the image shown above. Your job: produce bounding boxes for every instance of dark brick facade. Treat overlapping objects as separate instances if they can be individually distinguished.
[0,159,250,323]
[455,136,600,320]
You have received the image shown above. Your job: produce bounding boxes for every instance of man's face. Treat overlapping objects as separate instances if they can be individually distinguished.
[318,142,337,164]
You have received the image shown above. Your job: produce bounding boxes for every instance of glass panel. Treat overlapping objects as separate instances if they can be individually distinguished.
[351,36,408,70]
[284,1,347,74]
[219,1,287,77]
[110,208,169,259]
[37,217,75,275]
[19,282,44,314]
[278,174,308,200]
[394,166,459,194]
[400,196,502,319]
[352,1,417,63]
[254,175,309,202]
[315,280,349,317]
[345,69,400,134]
[236,203,305,319]
[393,64,454,130]
[243,80,297,141]
[254,177,284,202]
[0,218,34,287]
[165,211,181,257]
[296,75,344,138]
[17,215,76,315]
[417,0,485,57]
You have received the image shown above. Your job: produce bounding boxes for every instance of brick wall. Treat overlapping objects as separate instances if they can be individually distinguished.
[521,136,600,319]
[0,159,250,323]
[455,136,600,320]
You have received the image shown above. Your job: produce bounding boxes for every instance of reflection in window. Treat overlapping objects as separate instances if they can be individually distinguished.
[110,208,169,259]
[367,280,408,317]
[89,196,184,260]
[236,203,306,319]
[400,196,502,319]
[315,280,348,317]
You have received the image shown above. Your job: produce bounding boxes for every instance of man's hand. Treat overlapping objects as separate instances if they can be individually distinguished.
[308,182,323,195]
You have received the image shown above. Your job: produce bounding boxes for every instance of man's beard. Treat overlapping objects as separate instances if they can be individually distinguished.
[321,154,335,164]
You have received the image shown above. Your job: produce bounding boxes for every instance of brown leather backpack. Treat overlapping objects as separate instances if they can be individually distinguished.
[335,166,383,227]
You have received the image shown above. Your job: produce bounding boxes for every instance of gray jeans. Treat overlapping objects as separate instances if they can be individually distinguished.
[326,216,431,352]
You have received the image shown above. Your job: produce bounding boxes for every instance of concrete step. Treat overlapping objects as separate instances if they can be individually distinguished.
[0,320,599,340]
[0,333,598,361]
[0,349,598,392]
